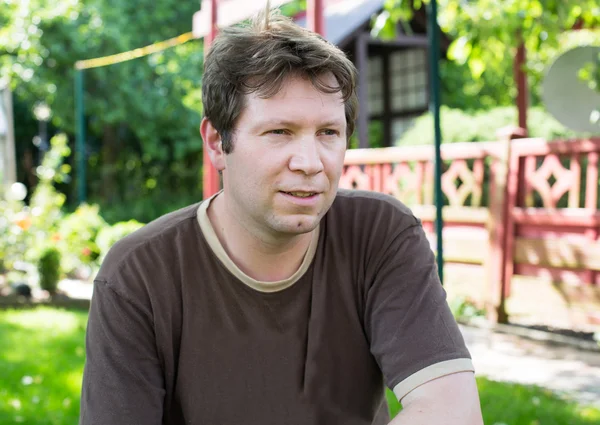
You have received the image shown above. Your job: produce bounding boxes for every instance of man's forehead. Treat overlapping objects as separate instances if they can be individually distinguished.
[245,72,342,100]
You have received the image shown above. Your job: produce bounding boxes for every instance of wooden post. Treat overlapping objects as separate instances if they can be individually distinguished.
[307,0,325,35]
[382,52,392,147]
[355,34,369,149]
[202,0,221,199]
[486,126,527,323]
[514,34,528,133]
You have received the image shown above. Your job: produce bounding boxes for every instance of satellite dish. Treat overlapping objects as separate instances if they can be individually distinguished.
[542,45,600,134]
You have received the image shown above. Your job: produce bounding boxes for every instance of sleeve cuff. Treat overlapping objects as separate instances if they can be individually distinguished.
[392,358,475,401]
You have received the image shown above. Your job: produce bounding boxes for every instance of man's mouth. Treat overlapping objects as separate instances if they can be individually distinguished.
[282,191,318,198]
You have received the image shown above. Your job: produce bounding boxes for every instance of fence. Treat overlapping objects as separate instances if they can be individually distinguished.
[340,127,600,331]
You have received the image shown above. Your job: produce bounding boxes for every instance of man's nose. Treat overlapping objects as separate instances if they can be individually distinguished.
[288,138,324,175]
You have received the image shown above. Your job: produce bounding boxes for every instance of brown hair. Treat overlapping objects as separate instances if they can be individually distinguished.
[202,9,358,153]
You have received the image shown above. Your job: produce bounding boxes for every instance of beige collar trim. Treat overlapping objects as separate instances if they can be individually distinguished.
[196,192,319,293]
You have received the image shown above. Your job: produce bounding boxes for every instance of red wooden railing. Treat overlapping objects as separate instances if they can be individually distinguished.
[340,127,600,329]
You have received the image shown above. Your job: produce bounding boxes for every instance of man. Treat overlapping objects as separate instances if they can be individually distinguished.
[80,10,483,425]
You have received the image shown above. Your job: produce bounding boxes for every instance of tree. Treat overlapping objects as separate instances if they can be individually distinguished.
[374,0,600,110]
[0,0,312,222]
[1,0,205,221]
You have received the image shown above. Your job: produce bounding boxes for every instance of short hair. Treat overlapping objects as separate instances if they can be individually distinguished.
[202,9,359,153]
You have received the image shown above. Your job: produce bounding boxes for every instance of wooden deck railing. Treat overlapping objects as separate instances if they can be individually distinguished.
[341,127,600,329]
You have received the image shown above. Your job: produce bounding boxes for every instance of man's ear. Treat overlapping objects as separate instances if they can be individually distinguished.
[200,117,226,172]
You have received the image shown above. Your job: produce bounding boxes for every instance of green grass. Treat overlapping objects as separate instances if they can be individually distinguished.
[0,307,87,425]
[1,307,600,425]
[386,378,600,424]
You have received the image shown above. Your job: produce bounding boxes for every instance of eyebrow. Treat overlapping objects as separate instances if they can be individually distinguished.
[254,119,345,130]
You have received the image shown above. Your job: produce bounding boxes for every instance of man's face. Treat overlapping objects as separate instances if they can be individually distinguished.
[222,73,347,239]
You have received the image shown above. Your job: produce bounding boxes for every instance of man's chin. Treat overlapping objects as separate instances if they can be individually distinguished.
[272,215,321,235]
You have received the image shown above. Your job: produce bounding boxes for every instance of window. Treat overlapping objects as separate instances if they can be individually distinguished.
[367,56,384,115]
[390,49,428,112]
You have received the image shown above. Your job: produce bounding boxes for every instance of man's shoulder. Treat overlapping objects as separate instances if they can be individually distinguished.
[97,202,201,281]
[331,189,419,228]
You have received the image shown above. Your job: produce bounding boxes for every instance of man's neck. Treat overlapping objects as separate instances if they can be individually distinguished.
[207,193,314,282]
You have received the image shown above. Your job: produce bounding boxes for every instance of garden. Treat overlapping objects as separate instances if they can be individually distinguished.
[1,307,599,424]
[0,134,143,304]
[2,0,600,424]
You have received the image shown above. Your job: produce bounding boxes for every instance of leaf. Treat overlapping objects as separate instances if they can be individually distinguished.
[469,58,486,79]
[447,36,472,64]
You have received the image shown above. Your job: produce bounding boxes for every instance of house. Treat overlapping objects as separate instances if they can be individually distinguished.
[193,0,450,148]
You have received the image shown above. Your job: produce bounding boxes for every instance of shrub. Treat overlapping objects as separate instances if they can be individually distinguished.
[449,296,486,323]
[95,220,145,264]
[396,106,590,146]
[38,247,61,294]
[56,204,108,275]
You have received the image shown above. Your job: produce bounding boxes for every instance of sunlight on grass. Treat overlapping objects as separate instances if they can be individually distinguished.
[387,377,600,425]
[1,306,600,425]
[0,307,88,425]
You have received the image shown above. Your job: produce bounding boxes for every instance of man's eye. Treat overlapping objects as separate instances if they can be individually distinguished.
[320,129,339,136]
[269,129,288,135]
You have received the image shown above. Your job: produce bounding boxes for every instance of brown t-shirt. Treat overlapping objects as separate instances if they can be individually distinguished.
[79,189,473,425]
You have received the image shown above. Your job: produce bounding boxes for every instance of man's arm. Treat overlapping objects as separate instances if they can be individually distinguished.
[389,372,483,425]
[80,280,165,425]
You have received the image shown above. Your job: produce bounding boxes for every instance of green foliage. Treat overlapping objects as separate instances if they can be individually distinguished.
[37,247,61,294]
[377,1,600,109]
[0,133,145,279]
[56,204,107,274]
[1,0,206,217]
[397,106,587,146]
[0,134,70,272]
[449,296,486,322]
[95,219,144,263]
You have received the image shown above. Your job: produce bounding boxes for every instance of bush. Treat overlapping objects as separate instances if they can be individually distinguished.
[449,296,486,323]
[95,220,145,264]
[37,247,61,294]
[396,106,590,146]
[0,134,69,272]
[56,204,107,275]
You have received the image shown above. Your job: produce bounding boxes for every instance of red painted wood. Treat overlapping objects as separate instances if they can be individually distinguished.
[415,161,425,204]
[203,0,221,199]
[586,151,599,209]
[503,142,522,298]
[517,227,594,238]
[512,208,600,227]
[523,155,536,207]
[307,0,325,36]
[570,153,582,208]
[510,137,600,156]
[526,153,577,208]
[424,161,434,205]
[473,158,484,207]
[515,40,528,132]
[344,141,503,165]
[514,264,590,285]
[340,132,600,312]
[370,164,382,192]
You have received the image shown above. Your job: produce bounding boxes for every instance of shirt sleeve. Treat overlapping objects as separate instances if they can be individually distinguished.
[79,279,165,425]
[364,222,474,401]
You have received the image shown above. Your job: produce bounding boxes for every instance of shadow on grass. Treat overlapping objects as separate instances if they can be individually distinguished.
[386,377,600,425]
[0,307,87,425]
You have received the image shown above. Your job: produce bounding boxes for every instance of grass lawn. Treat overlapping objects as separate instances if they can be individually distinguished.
[0,307,87,425]
[1,307,600,425]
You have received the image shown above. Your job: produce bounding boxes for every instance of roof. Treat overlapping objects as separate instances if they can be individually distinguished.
[295,0,385,46]
[193,0,386,45]
[193,0,295,38]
